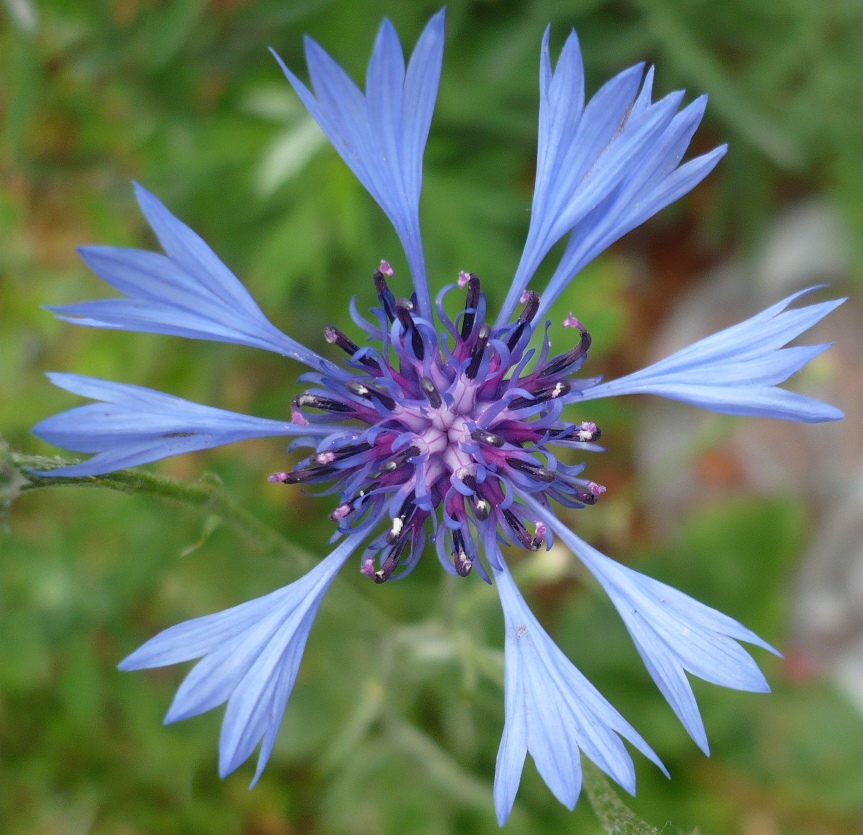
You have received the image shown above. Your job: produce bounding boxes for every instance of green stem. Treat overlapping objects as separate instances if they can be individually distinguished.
[13,452,292,559]
[8,450,390,627]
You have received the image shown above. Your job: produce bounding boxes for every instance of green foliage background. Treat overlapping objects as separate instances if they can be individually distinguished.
[2,0,863,832]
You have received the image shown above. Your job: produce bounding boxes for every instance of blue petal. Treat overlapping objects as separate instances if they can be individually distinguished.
[50,184,332,370]
[273,10,444,319]
[32,373,328,476]
[497,29,724,325]
[492,551,664,825]
[575,289,845,422]
[520,492,777,755]
[119,533,363,784]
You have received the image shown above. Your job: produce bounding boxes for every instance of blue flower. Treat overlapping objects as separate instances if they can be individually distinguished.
[34,10,843,824]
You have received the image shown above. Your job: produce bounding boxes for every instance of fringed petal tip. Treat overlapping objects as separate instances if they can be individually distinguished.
[272,11,445,319]
[515,491,777,755]
[499,34,723,325]
[116,535,362,782]
[575,288,845,422]
[52,184,330,367]
[491,552,665,824]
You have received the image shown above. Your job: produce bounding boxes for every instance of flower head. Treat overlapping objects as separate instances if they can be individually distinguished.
[34,10,843,824]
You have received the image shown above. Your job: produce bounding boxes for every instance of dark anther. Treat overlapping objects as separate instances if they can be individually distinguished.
[324,325,359,356]
[387,491,417,544]
[371,389,397,411]
[470,427,505,448]
[548,424,601,443]
[420,376,443,409]
[540,328,592,377]
[345,380,396,411]
[395,298,425,360]
[316,442,373,464]
[373,269,397,322]
[380,445,420,473]
[294,393,354,413]
[457,472,491,520]
[503,508,537,550]
[451,529,473,577]
[508,381,571,410]
[506,457,556,483]
[572,486,600,506]
[394,297,414,328]
[325,325,379,369]
[460,273,482,340]
[506,323,525,352]
[345,380,371,398]
[506,290,541,351]
[518,290,540,324]
[282,463,338,484]
[466,323,491,379]
[351,481,380,506]
[374,536,408,583]
[472,496,491,521]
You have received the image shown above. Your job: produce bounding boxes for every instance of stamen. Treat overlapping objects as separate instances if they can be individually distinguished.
[466,323,491,379]
[420,376,443,409]
[506,290,541,351]
[506,457,556,483]
[325,325,379,369]
[294,393,355,413]
[458,471,491,520]
[380,445,420,473]
[374,268,397,322]
[530,520,547,550]
[387,492,416,543]
[374,536,408,583]
[546,423,601,444]
[281,463,338,484]
[508,381,571,410]
[460,272,481,340]
[571,484,603,505]
[470,427,505,447]
[345,380,396,411]
[316,442,373,464]
[460,472,479,493]
[395,298,425,360]
[324,325,359,356]
[455,552,472,576]
[540,327,592,377]
[345,381,370,398]
[577,422,600,442]
[502,508,537,550]
[473,498,491,521]
[451,529,472,577]
[518,290,540,324]
[331,502,353,521]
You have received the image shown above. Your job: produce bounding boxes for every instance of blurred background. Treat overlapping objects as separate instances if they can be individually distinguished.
[2,0,863,833]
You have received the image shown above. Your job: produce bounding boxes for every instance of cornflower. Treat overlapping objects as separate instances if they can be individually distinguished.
[33,10,843,825]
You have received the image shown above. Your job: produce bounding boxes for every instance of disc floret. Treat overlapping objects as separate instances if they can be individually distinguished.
[274,264,604,583]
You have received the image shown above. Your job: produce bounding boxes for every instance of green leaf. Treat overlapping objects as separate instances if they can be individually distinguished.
[0,439,29,531]
[583,761,665,835]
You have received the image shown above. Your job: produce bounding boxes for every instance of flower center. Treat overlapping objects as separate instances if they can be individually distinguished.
[270,264,605,583]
